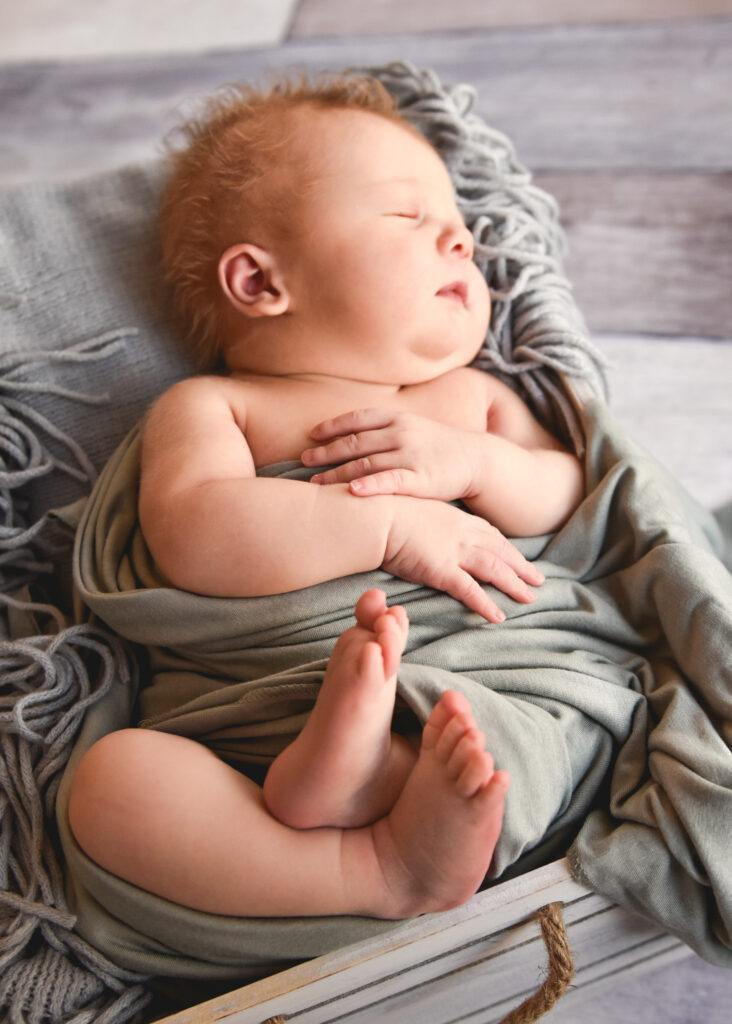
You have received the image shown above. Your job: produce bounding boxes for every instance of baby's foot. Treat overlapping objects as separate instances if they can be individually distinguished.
[360,690,510,918]
[263,589,413,829]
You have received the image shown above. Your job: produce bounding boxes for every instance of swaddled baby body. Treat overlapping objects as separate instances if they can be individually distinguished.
[68,74,583,919]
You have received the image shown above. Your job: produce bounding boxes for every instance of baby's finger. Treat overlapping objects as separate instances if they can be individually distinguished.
[478,526,545,588]
[302,430,393,470]
[310,452,401,486]
[468,545,537,605]
[349,468,424,497]
[309,408,394,443]
[443,570,506,623]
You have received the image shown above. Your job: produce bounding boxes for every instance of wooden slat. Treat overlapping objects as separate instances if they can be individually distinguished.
[157,859,586,1023]
[310,904,679,1024]
[290,0,732,37]
[155,859,691,1024]
[536,171,732,338]
[0,19,731,187]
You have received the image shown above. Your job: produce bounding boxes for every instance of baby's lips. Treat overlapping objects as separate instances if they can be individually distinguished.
[436,280,469,304]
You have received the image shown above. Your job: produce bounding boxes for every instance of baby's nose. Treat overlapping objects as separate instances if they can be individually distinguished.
[439,222,474,259]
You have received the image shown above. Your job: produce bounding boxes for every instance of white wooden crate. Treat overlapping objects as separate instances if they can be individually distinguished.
[158,858,690,1024]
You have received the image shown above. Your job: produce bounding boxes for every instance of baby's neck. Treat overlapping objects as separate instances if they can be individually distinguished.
[285,371,402,396]
[231,368,403,401]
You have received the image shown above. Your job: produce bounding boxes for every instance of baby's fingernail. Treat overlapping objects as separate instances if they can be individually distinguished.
[311,473,322,484]
[350,479,365,493]
[493,609,506,623]
[535,570,545,584]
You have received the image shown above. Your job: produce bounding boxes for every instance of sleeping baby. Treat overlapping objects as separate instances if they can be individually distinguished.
[68,74,583,920]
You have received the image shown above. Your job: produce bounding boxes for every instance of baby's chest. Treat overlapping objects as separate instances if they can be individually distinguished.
[399,371,490,433]
[244,372,489,468]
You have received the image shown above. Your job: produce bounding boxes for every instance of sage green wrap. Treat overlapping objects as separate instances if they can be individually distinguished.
[57,398,732,980]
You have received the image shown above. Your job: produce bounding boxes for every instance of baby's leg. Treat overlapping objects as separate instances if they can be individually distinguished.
[263,589,417,829]
[68,692,508,918]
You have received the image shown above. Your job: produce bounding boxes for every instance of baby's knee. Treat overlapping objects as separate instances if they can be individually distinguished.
[67,728,154,850]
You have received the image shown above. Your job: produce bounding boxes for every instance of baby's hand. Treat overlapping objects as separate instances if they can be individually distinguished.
[383,498,544,623]
[302,409,478,502]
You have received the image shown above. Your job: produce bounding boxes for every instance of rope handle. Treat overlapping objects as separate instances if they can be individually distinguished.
[258,902,574,1024]
[499,901,575,1023]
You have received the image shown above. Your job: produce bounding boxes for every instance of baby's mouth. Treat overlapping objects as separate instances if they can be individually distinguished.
[436,281,468,304]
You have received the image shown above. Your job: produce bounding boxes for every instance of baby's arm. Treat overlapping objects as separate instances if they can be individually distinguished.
[303,373,583,537]
[139,377,393,596]
[138,377,541,619]
[461,375,584,535]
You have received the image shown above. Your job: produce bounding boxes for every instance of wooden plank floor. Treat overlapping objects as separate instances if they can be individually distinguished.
[1,7,731,1023]
[291,0,732,36]
[0,0,298,62]
[1,19,730,339]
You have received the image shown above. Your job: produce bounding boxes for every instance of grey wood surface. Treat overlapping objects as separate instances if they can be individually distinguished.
[2,19,730,175]
[1,19,730,338]
[597,335,732,510]
[538,172,732,337]
[291,0,732,36]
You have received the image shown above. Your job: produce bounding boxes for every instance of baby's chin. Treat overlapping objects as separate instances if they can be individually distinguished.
[378,341,484,387]
[408,328,486,374]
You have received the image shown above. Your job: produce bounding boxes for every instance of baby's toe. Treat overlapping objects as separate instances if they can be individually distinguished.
[387,604,410,641]
[376,617,406,680]
[421,692,470,752]
[354,589,387,630]
[451,739,493,798]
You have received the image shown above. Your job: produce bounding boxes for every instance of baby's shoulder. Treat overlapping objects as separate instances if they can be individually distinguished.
[153,372,243,405]
[453,365,532,408]
[427,365,515,405]
[145,373,250,426]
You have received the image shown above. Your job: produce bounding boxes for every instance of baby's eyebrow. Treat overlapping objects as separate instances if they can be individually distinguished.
[369,177,459,203]
[367,177,422,192]
[365,177,462,215]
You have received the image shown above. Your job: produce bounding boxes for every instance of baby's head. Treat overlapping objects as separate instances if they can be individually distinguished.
[160,73,490,382]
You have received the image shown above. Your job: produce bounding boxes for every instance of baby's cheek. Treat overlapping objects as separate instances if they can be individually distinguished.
[470,266,492,326]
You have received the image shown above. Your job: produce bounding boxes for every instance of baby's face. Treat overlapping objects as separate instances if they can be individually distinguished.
[274,109,491,385]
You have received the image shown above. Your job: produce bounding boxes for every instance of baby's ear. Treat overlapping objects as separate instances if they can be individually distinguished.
[218,244,290,317]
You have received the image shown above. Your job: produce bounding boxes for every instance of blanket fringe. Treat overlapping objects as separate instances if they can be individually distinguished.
[0,598,152,1023]
[0,330,153,1022]
[0,330,135,591]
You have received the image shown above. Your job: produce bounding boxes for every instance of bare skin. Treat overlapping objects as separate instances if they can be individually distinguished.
[69,590,509,918]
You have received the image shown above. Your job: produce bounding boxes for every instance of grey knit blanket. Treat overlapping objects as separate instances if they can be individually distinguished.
[0,59,661,1022]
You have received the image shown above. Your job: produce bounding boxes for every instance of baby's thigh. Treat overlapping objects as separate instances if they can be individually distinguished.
[67,729,217,864]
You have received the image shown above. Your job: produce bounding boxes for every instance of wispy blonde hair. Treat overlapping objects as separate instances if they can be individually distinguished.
[159,73,410,368]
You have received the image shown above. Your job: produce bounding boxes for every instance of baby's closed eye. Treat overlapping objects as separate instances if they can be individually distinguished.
[385,210,423,227]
